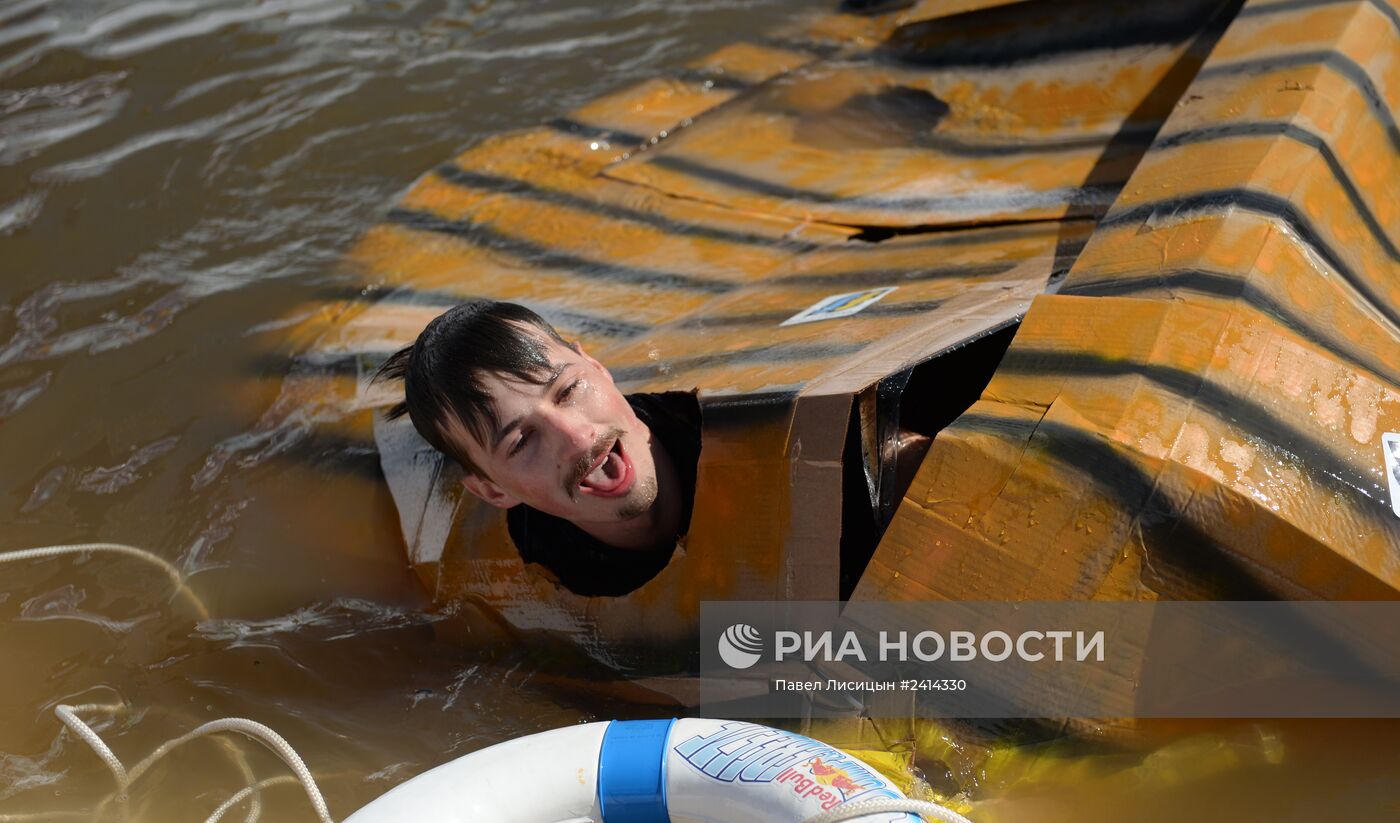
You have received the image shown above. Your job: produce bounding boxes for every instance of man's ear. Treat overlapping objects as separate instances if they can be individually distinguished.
[462,474,520,509]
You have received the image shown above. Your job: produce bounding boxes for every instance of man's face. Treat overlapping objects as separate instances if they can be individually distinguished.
[450,334,660,526]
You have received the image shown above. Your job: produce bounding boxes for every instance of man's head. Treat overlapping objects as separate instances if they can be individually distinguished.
[375,301,661,528]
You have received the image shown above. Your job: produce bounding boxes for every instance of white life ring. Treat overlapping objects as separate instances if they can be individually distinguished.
[345,718,921,823]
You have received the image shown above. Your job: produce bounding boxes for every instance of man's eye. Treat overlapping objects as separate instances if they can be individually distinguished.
[509,431,530,456]
[560,379,581,401]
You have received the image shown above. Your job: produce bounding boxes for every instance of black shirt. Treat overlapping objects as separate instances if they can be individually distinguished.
[506,392,701,597]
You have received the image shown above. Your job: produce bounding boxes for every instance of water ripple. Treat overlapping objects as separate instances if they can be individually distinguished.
[21,464,68,513]
[0,738,67,802]
[0,73,128,164]
[0,189,44,233]
[195,597,439,645]
[19,584,152,632]
[0,369,50,416]
[75,435,181,495]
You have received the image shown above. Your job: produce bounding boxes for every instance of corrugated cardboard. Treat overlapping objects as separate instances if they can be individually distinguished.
[256,0,1398,696]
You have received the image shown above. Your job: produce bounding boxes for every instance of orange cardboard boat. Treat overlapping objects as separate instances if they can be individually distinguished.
[272,0,1400,692]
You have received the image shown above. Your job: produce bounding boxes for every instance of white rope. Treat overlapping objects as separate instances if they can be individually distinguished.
[123,718,334,823]
[4,545,331,821]
[65,703,266,823]
[54,704,129,789]
[53,705,334,823]
[0,543,209,620]
[204,776,299,823]
[5,545,267,821]
[210,727,266,823]
[802,797,975,823]
[51,702,331,822]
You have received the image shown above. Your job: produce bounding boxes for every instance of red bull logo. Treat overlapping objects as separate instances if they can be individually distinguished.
[773,754,878,811]
[809,756,868,795]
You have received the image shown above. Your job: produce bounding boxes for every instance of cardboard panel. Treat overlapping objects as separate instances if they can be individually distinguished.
[860,0,1400,606]
[604,0,1235,227]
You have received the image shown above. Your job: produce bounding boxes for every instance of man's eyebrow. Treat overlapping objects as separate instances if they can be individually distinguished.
[491,363,568,451]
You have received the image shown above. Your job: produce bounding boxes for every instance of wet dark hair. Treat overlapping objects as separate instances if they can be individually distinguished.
[373,300,569,477]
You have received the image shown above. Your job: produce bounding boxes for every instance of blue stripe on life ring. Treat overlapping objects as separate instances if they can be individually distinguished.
[597,718,676,823]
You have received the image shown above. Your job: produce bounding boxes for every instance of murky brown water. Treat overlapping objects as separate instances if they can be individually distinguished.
[1,1,1398,820]
[0,1,813,818]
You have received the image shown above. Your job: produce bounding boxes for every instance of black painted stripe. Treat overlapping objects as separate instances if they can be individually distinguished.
[312,285,966,344]
[756,36,846,59]
[995,349,1382,504]
[954,412,1296,600]
[317,284,941,339]
[1153,120,1399,259]
[432,165,824,252]
[676,299,945,329]
[277,336,868,387]
[1238,0,1400,36]
[775,261,1017,288]
[610,340,869,383]
[546,117,648,147]
[640,153,1121,215]
[1198,50,1400,154]
[319,285,652,339]
[913,124,1157,158]
[1099,188,1400,331]
[384,208,736,294]
[1061,268,1400,386]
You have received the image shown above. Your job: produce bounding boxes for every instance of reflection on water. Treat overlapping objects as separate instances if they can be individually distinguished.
[1,0,1398,820]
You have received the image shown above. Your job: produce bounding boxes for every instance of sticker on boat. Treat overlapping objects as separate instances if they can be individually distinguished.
[781,287,897,326]
[1383,433,1400,518]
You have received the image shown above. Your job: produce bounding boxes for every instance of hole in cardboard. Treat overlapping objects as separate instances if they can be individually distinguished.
[504,390,702,598]
[840,324,1018,599]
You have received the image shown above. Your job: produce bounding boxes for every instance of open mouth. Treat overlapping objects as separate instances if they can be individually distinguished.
[577,437,634,498]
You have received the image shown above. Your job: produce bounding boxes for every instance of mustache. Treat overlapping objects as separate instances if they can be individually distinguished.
[565,427,625,497]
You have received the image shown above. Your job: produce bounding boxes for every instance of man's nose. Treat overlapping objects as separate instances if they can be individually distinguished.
[542,406,594,454]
